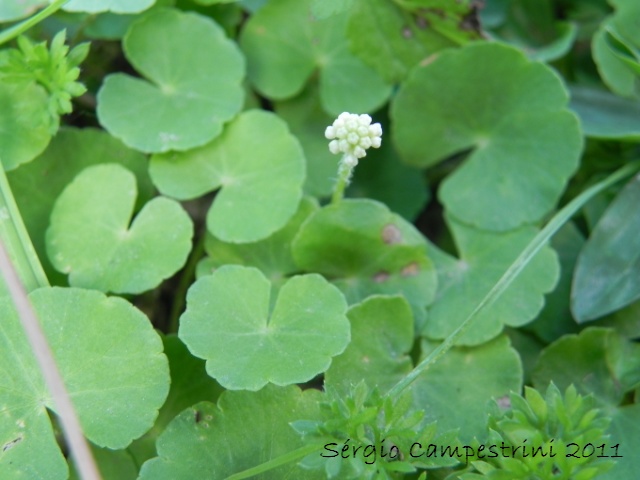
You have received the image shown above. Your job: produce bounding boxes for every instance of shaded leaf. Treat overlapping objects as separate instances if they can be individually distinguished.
[138,385,325,479]
[97,8,245,153]
[292,199,437,326]
[63,0,156,13]
[46,163,193,294]
[150,110,305,243]
[572,174,640,322]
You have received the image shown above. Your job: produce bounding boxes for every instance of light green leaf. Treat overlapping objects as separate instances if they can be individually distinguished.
[0,287,169,480]
[411,335,523,442]
[69,445,138,480]
[200,197,318,282]
[291,199,437,326]
[592,0,640,98]
[526,222,583,343]
[63,0,155,13]
[311,0,354,19]
[533,327,640,479]
[572,174,640,322]
[7,127,153,282]
[569,85,640,140]
[128,335,223,466]
[97,8,245,153]
[138,385,324,479]
[0,81,50,171]
[346,0,455,84]
[423,216,559,345]
[532,327,640,407]
[0,1,48,22]
[392,42,582,231]
[150,110,305,243]
[325,295,414,395]
[179,265,350,390]
[46,163,193,294]
[239,0,391,115]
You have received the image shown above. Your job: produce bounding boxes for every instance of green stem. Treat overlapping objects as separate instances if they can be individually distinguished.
[331,156,354,204]
[0,166,49,292]
[0,0,70,46]
[224,443,323,480]
[385,161,640,400]
[168,232,206,333]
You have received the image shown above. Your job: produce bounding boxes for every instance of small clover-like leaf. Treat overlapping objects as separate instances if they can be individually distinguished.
[46,163,193,294]
[572,174,640,322]
[392,42,582,231]
[292,199,437,326]
[424,216,559,345]
[97,8,245,153]
[240,0,391,116]
[150,109,305,243]
[0,287,169,478]
[138,385,325,479]
[179,265,350,390]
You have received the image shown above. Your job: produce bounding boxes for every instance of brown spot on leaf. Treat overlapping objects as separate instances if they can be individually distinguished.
[402,26,413,39]
[420,53,439,67]
[382,224,402,244]
[373,271,390,283]
[362,355,370,364]
[194,410,202,423]
[401,263,420,277]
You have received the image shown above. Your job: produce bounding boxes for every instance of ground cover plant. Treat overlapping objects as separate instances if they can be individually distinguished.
[0,0,639,478]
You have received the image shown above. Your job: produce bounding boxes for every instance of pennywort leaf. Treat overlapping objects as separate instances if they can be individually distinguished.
[46,163,193,294]
[97,8,245,153]
[179,265,350,390]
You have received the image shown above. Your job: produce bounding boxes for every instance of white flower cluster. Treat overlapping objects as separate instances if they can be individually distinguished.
[325,113,382,166]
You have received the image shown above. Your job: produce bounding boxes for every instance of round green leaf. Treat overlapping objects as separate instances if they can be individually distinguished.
[392,42,582,231]
[46,163,193,294]
[592,0,640,98]
[274,84,341,197]
[533,327,640,408]
[239,0,391,115]
[292,199,437,326]
[179,265,350,390]
[411,335,523,443]
[150,109,305,243]
[0,287,169,479]
[324,295,414,395]
[569,86,640,140]
[138,385,324,479]
[7,127,152,282]
[533,327,640,479]
[572,174,640,322]
[63,0,155,13]
[424,216,559,345]
[0,82,51,171]
[97,8,245,153]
